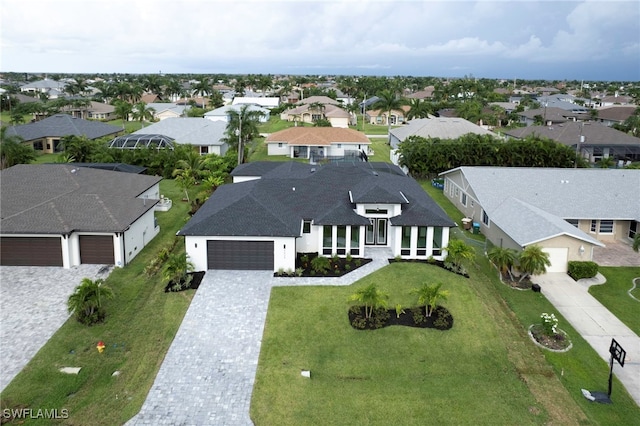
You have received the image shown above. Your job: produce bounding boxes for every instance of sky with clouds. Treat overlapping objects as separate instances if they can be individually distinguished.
[1,0,639,81]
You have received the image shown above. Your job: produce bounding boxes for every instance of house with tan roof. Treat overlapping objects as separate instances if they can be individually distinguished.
[266,127,370,161]
[366,105,410,126]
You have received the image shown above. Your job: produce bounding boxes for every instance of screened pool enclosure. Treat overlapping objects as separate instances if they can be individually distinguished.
[108,134,175,149]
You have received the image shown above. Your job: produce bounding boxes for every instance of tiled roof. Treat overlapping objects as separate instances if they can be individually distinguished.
[179,162,453,237]
[266,127,370,146]
[5,114,121,141]
[1,164,161,234]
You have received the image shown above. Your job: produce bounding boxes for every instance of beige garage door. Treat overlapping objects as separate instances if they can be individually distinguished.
[543,248,569,273]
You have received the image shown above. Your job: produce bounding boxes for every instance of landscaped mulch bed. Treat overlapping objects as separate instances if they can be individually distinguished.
[164,271,205,292]
[498,271,533,290]
[528,324,572,351]
[348,305,454,331]
[274,253,372,277]
[388,258,470,278]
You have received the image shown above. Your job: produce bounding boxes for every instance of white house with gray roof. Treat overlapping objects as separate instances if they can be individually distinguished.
[179,162,455,272]
[439,167,640,272]
[0,164,162,268]
[132,118,228,155]
[204,104,269,123]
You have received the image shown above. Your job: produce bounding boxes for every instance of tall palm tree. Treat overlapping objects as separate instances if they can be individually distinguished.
[192,77,211,98]
[224,104,264,165]
[407,98,433,120]
[132,102,155,127]
[349,283,388,319]
[0,128,35,169]
[372,89,405,137]
[114,101,132,129]
[487,246,518,280]
[67,278,114,325]
[517,245,551,282]
[412,282,449,317]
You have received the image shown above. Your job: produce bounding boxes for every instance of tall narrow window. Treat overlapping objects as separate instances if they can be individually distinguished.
[432,227,443,256]
[590,220,597,232]
[336,226,347,255]
[350,226,360,255]
[401,226,411,255]
[461,193,467,206]
[482,210,489,226]
[417,226,427,256]
[303,220,312,234]
[323,225,332,255]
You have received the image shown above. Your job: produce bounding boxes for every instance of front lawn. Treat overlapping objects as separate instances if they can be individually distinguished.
[251,262,587,425]
[588,266,640,335]
[0,180,197,425]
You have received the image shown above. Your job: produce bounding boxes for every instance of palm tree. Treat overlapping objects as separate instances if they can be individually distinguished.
[0,128,35,169]
[162,252,195,291]
[444,239,475,269]
[192,77,211,98]
[372,89,405,137]
[67,278,114,325]
[224,104,264,165]
[407,98,433,120]
[113,101,132,129]
[349,283,388,319]
[487,246,518,281]
[412,282,450,317]
[517,245,551,282]
[132,102,156,127]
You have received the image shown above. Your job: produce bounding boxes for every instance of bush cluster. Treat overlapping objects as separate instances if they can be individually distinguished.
[567,261,598,280]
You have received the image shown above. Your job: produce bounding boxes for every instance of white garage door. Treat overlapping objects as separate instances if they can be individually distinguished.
[543,248,569,273]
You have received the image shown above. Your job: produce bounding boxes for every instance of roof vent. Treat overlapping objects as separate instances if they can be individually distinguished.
[372,171,378,176]
[310,168,316,173]
[292,187,296,191]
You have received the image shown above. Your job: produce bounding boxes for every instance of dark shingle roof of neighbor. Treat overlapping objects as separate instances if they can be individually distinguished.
[179,161,454,237]
[5,114,122,141]
[504,121,640,146]
[1,164,161,234]
[72,163,147,174]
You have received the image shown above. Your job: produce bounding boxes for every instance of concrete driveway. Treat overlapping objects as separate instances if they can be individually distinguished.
[0,264,110,391]
[532,273,640,406]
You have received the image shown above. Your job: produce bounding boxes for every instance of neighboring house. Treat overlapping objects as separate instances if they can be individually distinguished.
[178,161,455,271]
[388,117,498,165]
[366,105,410,126]
[266,127,371,161]
[204,104,269,123]
[5,114,122,153]
[0,164,161,268]
[232,97,280,109]
[504,121,640,163]
[128,118,228,155]
[488,102,517,114]
[596,106,636,127]
[19,78,66,98]
[439,167,640,272]
[281,101,351,128]
[596,94,634,107]
[517,107,582,126]
[62,101,116,120]
[147,103,190,121]
[407,86,436,100]
[536,95,590,113]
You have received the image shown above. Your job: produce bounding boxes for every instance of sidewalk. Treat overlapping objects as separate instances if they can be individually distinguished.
[532,273,640,406]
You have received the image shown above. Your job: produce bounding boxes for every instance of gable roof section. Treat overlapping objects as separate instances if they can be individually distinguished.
[389,117,496,148]
[440,166,640,221]
[266,127,370,146]
[6,114,122,141]
[1,164,161,235]
[179,162,454,237]
[132,118,226,146]
[490,198,604,247]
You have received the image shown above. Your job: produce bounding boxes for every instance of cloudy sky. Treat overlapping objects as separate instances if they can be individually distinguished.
[2,0,639,80]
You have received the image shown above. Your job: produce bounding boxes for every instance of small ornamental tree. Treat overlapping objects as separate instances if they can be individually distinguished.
[67,278,114,325]
[412,282,449,318]
[163,253,195,291]
[487,246,518,280]
[349,283,389,319]
[444,239,475,271]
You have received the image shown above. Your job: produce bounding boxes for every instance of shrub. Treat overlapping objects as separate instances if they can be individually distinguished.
[567,261,598,280]
[67,278,114,325]
[434,309,453,329]
[295,267,304,277]
[346,253,353,262]
[311,255,330,275]
[540,312,558,336]
[411,307,427,325]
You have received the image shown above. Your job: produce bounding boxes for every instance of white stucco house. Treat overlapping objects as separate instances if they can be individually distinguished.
[0,164,162,268]
[178,161,455,272]
[266,127,371,161]
[204,104,270,123]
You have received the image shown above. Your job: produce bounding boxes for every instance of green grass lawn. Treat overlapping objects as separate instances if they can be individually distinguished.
[0,180,198,425]
[588,267,640,335]
[106,119,143,133]
[32,153,62,164]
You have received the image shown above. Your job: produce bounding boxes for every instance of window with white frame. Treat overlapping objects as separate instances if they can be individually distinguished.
[461,193,467,206]
[482,210,489,226]
[323,225,332,255]
[336,225,347,254]
[629,221,638,239]
[417,226,428,256]
[599,220,614,234]
[401,226,411,255]
[303,220,312,234]
[350,226,360,255]
[432,227,443,256]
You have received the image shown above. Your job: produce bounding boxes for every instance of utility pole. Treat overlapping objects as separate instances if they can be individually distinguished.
[575,122,584,168]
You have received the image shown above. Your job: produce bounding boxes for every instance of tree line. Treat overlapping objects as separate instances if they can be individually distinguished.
[397,133,584,178]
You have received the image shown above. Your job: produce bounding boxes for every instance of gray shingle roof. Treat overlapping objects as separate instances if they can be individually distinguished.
[1,164,161,234]
[132,118,226,147]
[179,162,454,237]
[440,166,640,221]
[504,121,640,147]
[389,117,497,149]
[5,114,122,141]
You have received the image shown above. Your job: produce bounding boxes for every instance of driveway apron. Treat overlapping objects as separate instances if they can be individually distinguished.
[532,273,640,406]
